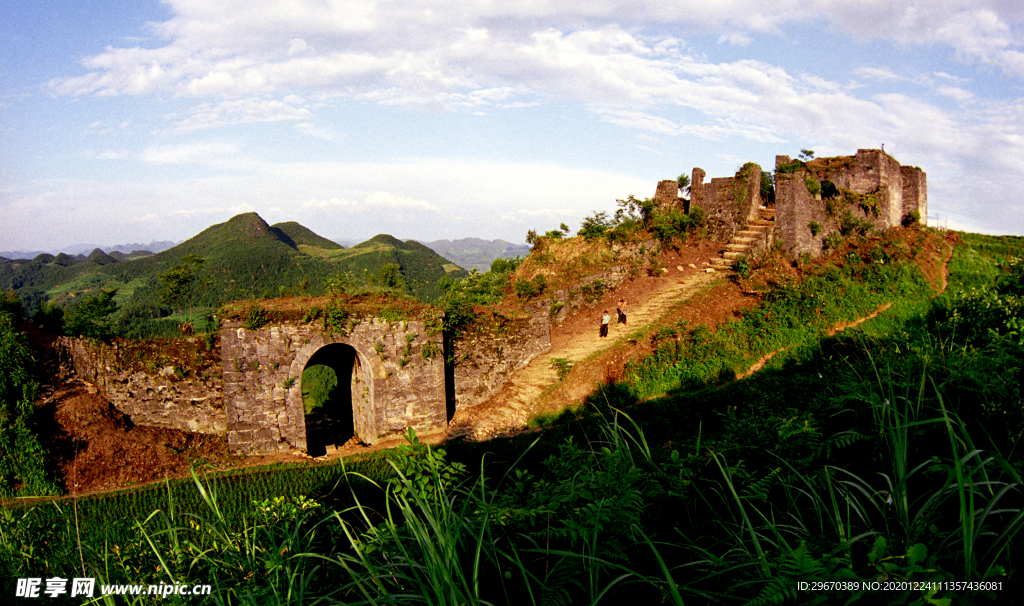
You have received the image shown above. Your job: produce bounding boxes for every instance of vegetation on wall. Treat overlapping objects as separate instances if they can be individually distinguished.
[0,313,57,498]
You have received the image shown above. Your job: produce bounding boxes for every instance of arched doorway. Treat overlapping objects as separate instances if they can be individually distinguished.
[301,343,362,456]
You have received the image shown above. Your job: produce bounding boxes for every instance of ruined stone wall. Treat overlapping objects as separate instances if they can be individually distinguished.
[774,158,835,258]
[221,317,446,454]
[55,336,226,434]
[774,149,927,257]
[654,180,681,209]
[452,299,551,409]
[548,240,660,325]
[690,163,762,240]
[901,166,928,222]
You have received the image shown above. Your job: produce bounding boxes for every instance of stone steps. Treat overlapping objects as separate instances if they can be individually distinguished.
[710,206,776,272]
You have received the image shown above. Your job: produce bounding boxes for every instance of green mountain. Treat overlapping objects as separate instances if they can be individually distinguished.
[272,221,343,250]
[0,213,465,336]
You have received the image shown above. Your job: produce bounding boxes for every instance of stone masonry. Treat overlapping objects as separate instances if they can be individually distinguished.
[689,163,763,241]
[452,298,551,409]
[220,317,446,454]
[686,149,926,260]
[774,149,927,257]
[56,336,226,434]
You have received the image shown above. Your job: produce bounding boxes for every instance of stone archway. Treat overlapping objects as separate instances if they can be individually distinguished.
[288,341,375,455]
[302,344,357,456]
[224,318,446,454]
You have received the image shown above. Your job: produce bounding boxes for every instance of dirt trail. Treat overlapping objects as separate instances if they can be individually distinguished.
[447,269,719,440]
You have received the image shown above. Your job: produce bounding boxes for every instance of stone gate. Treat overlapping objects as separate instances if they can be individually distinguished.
[220,317,447,454]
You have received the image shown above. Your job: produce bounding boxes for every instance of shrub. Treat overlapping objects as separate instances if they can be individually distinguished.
[0,291,22,319]
[514,274,547,299]
[902,209,921,227]
[578,211,613,241]
[0,313,57,497]
[64,289,119,339]
[550,357,573,380]
[733,256,751,279]
[32,302,64,333]
[323,303,352,335]
[651,207,705,244]
[804,175,822,196]
[808,221,822,237]
[243,302,269,330]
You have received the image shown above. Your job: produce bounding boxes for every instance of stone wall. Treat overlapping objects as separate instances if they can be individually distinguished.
[221,317,446,454]
[548,240,660,325]
[654,179,681,209]
[55,336,226,434]
[901,165,928,222]
[774,149,927,257]
[690,163,762,241]
[452,298,551,409]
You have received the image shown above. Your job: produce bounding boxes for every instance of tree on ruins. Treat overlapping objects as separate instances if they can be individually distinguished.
[159,254,206,328]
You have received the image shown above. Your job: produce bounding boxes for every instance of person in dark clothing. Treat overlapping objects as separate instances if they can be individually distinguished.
[600,311,610,337]
[617,298,627,324]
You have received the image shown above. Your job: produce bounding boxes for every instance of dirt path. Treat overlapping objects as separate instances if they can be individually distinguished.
[447,268,720,440]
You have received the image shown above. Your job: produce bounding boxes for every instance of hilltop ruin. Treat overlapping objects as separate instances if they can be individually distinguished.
[654,148,927,264]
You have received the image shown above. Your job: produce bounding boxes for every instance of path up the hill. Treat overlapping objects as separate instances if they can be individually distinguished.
[447,266,720,441]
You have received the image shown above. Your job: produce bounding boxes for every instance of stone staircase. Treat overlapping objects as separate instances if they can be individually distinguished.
[709,206,776,271]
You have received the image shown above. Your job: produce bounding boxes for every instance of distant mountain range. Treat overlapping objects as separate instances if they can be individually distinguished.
[2,235,529,274]
[0,213,466,335]
[0,241,178,260]
[419,238,530,272]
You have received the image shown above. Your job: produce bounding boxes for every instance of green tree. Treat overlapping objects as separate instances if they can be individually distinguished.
[578,211,613,241]
[0,312,55,497]
[377,263,406,292]
[159,254,206,324]
[0,291,22,319]
[760,170,776,204]
[64,289,119,339]
[677,173,691,198]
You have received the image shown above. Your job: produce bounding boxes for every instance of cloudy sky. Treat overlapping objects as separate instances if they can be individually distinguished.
[3,1,1024,251]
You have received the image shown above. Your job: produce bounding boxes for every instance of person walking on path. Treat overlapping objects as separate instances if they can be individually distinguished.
[617,298,628,325]
[600,311,610,337]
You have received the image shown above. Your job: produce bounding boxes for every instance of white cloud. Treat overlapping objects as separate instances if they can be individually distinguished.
[141,141,243,167]
[92,150,130,160]
[295,122,337,140]
[302,192,440,213]
[167,97,311,132]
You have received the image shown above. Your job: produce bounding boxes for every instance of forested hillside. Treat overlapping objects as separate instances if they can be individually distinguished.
[0,213,465,337]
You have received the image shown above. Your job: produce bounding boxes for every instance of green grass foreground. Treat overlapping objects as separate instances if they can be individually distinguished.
[4,228,1024,604]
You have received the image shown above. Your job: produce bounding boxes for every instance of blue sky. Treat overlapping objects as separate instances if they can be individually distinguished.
[3,1,1024,251]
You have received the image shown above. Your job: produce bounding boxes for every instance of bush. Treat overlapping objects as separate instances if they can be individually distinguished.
[578,211,613,241]
[243,302,269,330]
[804,175,822,196]
[514,274,547,299]
[0,313,57,497]
[64,289,119,339]
[902,209,921,227]
[0,292,22,319]
[651,207,705,244]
